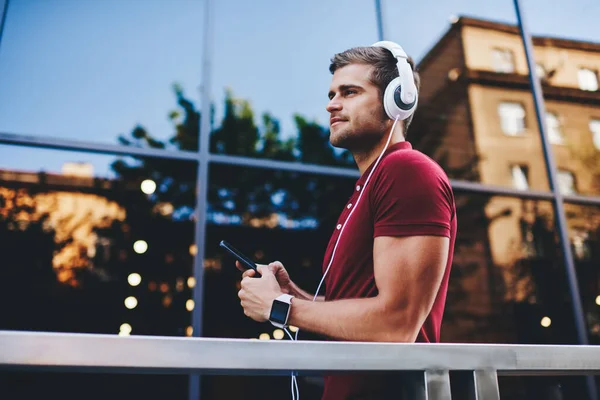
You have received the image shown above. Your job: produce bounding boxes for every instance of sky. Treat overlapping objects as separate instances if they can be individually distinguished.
[0,0,598,177]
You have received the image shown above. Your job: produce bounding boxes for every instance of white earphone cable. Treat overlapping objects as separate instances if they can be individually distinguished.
[287,115,400,400]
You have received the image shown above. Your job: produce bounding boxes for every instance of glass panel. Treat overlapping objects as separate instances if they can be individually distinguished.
[209,0,379,166]
[379,1,550,189]
[521,0,600,197]
[203,164,357,399]
[564,203,600,345]
[0,145,197,335]
[446,192,585,399]
[0,144,195,399]
[0,0,203,150]
[443,193,577,345]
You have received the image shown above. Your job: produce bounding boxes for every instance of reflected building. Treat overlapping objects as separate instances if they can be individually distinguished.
[0,164,127,286]
[412,16,600,345]
[0,163,196,339]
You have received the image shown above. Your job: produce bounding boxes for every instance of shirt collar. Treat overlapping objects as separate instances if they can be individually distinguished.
[356,141,413,187]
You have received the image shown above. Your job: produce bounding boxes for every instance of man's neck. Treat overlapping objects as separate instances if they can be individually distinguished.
[353,136,405,175]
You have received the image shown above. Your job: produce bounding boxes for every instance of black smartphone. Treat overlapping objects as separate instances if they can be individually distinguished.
[219,240,261,277]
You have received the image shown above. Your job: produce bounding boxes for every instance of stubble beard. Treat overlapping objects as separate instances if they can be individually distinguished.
[329,119,389,154]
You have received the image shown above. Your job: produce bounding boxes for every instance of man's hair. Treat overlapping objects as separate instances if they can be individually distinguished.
[329,46,421,136]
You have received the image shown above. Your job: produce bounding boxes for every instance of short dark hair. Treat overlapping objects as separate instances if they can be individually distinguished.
[329,46,420,136]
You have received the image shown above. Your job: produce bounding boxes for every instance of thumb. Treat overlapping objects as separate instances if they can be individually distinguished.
[257,264,273,276]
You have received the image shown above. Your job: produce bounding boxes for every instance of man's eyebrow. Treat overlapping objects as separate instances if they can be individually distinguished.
[328,84,364,98]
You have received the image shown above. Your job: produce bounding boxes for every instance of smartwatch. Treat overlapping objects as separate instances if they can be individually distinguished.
[269,294,293,328]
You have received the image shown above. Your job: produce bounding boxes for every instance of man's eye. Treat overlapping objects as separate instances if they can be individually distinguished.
[345,90,357,96]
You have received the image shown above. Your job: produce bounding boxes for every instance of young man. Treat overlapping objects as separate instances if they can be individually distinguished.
[237,42,457,400]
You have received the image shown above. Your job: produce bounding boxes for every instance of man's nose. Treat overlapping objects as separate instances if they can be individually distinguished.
[326,98,342,113]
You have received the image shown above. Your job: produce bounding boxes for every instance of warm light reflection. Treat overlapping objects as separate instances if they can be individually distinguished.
[0,187,126,288]
[124,296,138,309]
[162,295,172,308]
[288,326,298,332]
[259,333,270,340]
[186,326,193,336]
[128,273,142,287]
[119,323,132,336]
[596,295,600,306]
[140,179,156,195]
[176,278,184,292]
[186,299,195,311]
[187,277,196,288]
[160,283,169,293]
[541,316,552,328]
[189,244,197,256]
[273,329,284,340]
[133,240,148,254]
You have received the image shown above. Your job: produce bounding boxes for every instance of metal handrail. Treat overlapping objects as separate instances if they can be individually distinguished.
[2,330,600,400]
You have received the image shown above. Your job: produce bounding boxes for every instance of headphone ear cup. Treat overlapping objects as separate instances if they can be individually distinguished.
[382,77,416,120]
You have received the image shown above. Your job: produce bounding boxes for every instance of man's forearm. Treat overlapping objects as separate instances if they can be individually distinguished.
[289,281,324,302]
[287,296,417,342]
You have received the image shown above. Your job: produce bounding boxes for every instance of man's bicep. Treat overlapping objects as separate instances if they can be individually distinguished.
[373,235,449,330]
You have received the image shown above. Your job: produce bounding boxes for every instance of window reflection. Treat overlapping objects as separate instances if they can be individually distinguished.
[0,145,196,337]
[444,194,578,345]
[204,164,356,340]
[0,0,203,149]
[564,203,600,345]
[0,145,195,399]
[410,17,550,189]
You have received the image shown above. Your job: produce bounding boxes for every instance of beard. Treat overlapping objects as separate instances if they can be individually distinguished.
[329,117,389,152]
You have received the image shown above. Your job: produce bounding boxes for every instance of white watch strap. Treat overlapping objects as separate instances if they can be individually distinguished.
[275,294,293,304]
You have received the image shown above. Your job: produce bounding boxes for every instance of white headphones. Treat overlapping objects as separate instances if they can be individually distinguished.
[371,41,418,121]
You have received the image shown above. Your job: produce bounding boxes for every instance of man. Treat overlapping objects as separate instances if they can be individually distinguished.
[237,41,457,400]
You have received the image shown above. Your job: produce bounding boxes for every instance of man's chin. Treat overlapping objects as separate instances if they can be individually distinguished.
[329,137,348,150]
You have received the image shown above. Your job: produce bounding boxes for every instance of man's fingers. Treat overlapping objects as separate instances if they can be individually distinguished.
[242,269,256,279]
[257,265,273,276]
[269,261,283,270]
[235,260,248,272]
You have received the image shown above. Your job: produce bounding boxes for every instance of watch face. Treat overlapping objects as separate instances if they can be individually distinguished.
[270,300,289,324]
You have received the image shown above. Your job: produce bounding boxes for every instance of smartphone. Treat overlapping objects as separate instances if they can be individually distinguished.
[219,240,261,277]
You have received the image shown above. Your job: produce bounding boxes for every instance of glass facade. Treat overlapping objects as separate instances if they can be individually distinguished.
[1,0,599,399]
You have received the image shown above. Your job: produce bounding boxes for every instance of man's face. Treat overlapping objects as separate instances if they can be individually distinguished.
[326,63,389,151]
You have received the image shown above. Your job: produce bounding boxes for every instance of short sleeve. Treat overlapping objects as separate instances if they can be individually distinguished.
[370,153,454,238]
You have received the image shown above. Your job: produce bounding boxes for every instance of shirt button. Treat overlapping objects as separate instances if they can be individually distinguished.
[347,203,352,209]
[336,224,342,230]
[356,185,361,191]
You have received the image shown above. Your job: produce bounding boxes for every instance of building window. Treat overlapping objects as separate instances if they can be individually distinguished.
[492,48,515,73]
[498,102,526,136]
[590,119,600,150]
[572,229,591,261]
[578,68,599,91]
[511,165,529,190]
[546,112,565,144]
[557,170,576,195]
[536,63,546,79]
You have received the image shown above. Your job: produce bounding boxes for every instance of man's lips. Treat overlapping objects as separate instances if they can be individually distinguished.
[330,117,346,126]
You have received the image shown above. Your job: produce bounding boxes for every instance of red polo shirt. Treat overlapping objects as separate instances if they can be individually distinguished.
[320,141,457,400]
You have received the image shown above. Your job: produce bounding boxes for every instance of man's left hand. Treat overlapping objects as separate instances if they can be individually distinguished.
[238,265,283,322]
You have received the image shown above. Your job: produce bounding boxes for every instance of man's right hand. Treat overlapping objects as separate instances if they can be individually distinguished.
[236,260,293,295]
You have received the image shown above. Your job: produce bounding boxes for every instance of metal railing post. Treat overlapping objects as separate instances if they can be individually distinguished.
[425,370,452,400]
[471,370,500,400]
